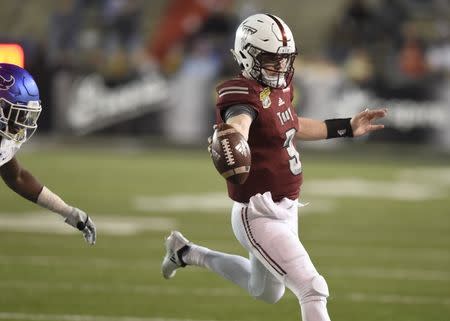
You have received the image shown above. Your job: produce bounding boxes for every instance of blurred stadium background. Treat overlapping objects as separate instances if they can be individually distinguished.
[0,0,449,321]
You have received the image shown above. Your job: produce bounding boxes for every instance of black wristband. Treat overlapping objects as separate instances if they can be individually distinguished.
[324,118,353,139]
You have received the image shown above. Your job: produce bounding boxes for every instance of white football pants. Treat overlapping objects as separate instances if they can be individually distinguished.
[188,191,331,321]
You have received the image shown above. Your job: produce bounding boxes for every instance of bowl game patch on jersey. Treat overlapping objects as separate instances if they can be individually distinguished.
[260,87,271,109]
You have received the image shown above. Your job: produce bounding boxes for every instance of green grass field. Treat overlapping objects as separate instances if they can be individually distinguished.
[0,144,449,321]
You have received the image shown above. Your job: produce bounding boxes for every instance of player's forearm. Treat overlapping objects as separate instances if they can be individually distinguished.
[296,117,328,141]
[36,186,74,218]
[226,114,253,140]
[297,117,355,140]
[37,187,95,244]
[38,186,95,245]
[2,167,43,202]
[0,159,73,216]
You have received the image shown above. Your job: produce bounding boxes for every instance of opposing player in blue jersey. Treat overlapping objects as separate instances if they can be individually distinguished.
[0,63,96,244]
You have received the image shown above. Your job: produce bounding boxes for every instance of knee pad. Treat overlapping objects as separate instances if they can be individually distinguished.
[299,275,329,304]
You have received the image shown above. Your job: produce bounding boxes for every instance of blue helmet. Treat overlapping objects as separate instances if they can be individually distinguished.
[0,63,41,143]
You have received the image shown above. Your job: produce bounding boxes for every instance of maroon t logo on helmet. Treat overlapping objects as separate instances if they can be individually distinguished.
[0,74,15,90]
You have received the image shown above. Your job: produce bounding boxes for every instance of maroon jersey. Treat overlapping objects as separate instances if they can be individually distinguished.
[216,76,303,203]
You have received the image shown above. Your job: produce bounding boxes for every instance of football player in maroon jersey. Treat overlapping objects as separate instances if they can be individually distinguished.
[162,13,387,321]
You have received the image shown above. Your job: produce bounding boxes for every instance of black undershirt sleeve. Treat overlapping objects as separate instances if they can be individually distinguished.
[221,104,257,123]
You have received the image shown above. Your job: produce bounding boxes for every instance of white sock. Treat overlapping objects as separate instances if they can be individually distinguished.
[182,244,209,266]
[182,245,252,291]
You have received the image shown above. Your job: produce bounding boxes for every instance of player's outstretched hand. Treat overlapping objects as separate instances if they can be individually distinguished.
[351,108,388,137]
[64,207,97,245]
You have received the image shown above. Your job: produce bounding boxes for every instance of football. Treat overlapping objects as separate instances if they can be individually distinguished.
[211,123,251,184]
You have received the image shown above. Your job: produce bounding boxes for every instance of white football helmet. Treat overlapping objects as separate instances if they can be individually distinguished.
[232,13,297,89]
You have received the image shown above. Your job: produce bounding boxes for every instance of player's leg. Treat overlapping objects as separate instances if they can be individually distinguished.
[162,230,284,302]
[187,243,284,304]
[241,193,331,321]
[185,241,252,291]
[231,201,286,303]
[161,202,285,303]
[268,226,331,321]
[247,252,286,303]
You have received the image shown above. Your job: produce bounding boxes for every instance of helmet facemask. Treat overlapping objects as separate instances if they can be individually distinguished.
[245,45,296,89]
[0,98,41,143]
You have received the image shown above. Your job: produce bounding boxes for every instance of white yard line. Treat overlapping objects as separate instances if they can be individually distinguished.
[1,281,449,305]
[0,255,154,269]
[302,178,446,201]
[398,167,450,185]
[325,267,450,281]
[1,253,449,280]
[0,212,176,235]
[134,193,232,213]
[134,193,336,214]
[343,292,450,305]
[0,312,226,321]
[312,246,450,262]
[0,280,239,297]
[133,172,450,215]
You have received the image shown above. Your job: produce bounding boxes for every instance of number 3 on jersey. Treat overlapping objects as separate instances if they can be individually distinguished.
[283,128,302,175]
